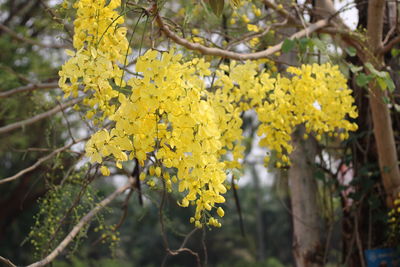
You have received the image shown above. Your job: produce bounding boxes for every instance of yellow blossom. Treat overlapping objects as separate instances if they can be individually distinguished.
[247,24,259,32]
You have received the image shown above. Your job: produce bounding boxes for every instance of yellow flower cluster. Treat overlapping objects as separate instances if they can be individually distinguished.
[59,0,358,227]
[213,61,358,166]
[257,64,358,166]
[58,0,129,119]
[86,50,227,227]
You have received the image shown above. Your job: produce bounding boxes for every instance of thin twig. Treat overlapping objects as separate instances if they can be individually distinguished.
[92,173,137,246]
[202,228,208,266]
[56,98,76,142]
[383,25,397,45]
[39,0,73,39]
[159,179,201,267]
[179,228,198,249]
[232,176,245,237]
[354,212,366,267]
[0,98,82,135]
[0,137,87,185]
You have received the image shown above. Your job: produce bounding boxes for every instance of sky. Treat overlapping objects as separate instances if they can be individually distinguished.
[334,0,358,30]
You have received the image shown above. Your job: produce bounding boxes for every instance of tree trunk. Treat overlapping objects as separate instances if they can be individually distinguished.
[366,0,400,204]
[289,126,323,267]
[277,4,323,263]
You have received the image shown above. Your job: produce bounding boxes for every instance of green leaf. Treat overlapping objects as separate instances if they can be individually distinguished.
[355,73,372,87]
[376,73,395,92]
[383,96,391,104]
[377,77,387,90]
[384,74,395,92]
[209,0,225,17]
[348,63,362,73]
[298,38,310,53]
[282,39,295,53]
[365,62,386,78]
[345,46,356,57]
[364,63,395,92]
[391,48,400,57]
[312,38,326,52]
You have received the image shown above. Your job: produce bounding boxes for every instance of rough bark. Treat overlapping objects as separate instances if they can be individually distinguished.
[367,0,400,204]
[278,4,323,264]
[289,126,322,267]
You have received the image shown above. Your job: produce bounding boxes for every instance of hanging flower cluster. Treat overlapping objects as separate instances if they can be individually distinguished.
[58,0,129,119]
[59,0,358,227]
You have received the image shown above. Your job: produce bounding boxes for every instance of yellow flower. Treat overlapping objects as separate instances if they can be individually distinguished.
[100,166,110,176]
[247,24,259,32]
[241,14,250,23]
[217,207,225,217]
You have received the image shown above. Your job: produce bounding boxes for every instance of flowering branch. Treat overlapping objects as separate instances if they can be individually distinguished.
[155,13,330,60]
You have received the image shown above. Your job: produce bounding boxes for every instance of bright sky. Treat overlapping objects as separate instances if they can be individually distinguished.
[334,0,358,30]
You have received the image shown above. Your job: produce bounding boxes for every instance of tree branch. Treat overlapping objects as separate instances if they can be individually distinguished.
[381,35,400,55]
[0,137,87,185]
[25,181,132,267]
[156,14,330,61]
[0,256,16,267]
[0,98,82,135]
[0,82,59,98]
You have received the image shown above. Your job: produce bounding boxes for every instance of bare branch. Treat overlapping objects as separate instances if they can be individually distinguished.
[0,98,82,135]
[156,14,330,61]
[26,182,132,267]
[0,82,59,99]
[0,23,69,49]
[381,35,400,55]
[0,137,88,185]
